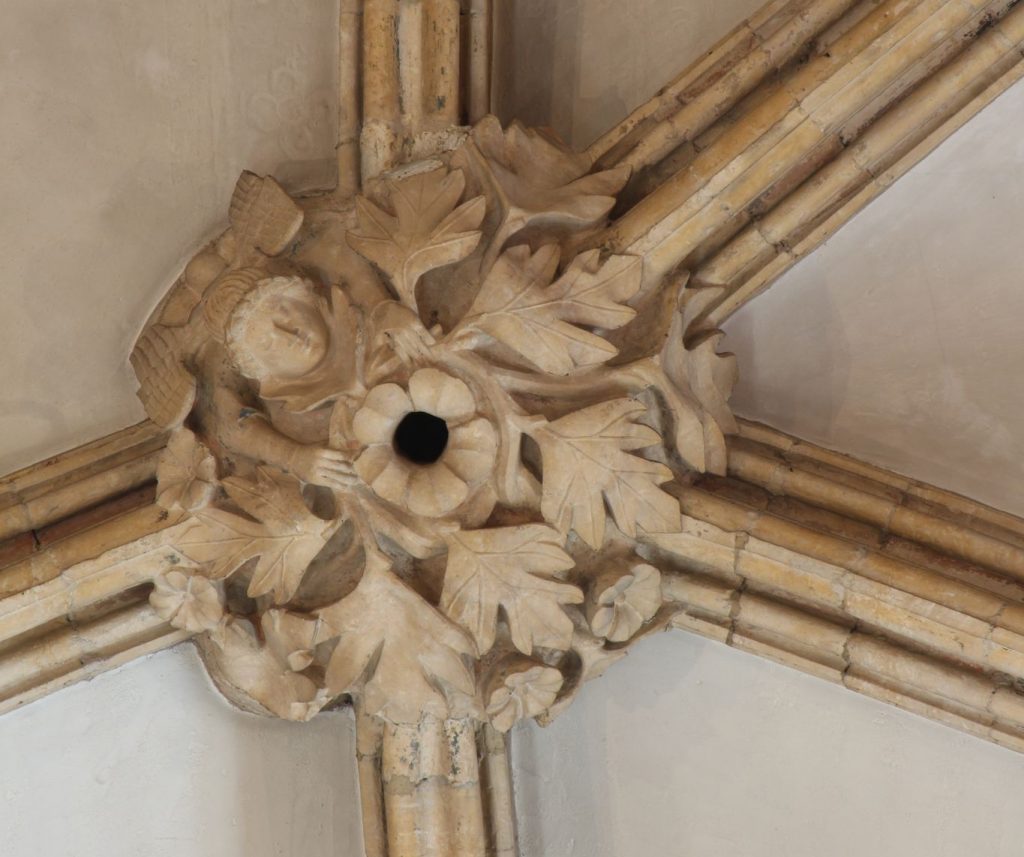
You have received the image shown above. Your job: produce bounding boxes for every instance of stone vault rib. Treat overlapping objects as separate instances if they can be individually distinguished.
[591,0,1024,329]
[5,419,1024,753]
[3,1,1024,852]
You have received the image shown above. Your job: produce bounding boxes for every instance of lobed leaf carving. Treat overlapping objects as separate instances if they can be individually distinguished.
[347,167,485,309]
[440,525,582,656]
[176,467,337,604]
[453,116,630,247]
[318,558,481,723]
[459,245,642,375]
[532,399,681,548]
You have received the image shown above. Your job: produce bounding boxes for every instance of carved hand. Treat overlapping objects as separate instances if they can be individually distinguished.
[387,322,440,366]
[289,446,356,490]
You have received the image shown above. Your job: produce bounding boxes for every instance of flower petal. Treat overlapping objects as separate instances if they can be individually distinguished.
[355,444,392,484]
[445,419,498,482]
[448,418,497,453]
[409,368,476,424]
[371,458,412,507]
[407,462,469,517]
[353,384,412,444]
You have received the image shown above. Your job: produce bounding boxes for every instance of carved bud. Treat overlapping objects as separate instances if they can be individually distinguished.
[485,657,564,733]
[586,563,662,643]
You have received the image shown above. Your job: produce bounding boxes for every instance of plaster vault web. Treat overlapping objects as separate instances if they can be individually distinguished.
[2,1,1024,855]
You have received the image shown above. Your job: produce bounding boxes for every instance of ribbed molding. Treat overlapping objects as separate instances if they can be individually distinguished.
[4,418,1024,753]
[661,420,1024,752]
[592,0,1024,325]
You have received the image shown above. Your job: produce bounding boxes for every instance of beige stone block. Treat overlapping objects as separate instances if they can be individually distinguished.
[853,37,1014,170]
[808,0,983,132]
[662,573,736,622]
[670,612,732,643]
[734,591,851,668]
[891,506,1024,579]
[845,576,993,637]
[644,528,739,581]
[736,547,845,610]
[744,536,847,585]
[850,550,1005,622]
[846,633,995,713]
[842,590,1024,679]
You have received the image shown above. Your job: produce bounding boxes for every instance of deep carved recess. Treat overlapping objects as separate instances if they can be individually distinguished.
[132,115,737,730]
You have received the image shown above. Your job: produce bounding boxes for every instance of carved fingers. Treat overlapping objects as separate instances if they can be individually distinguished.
[292,446,357,490]
[387,323,438,366]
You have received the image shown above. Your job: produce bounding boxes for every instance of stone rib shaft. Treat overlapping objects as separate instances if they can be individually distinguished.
[4,418,1024,755]
[356,0,490,181]
[596,0,1024,322]
[665,419,1024,753]
[355,708,511,857]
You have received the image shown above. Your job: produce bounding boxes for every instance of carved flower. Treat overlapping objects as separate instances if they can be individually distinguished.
[486,660,564,733]
[352,368,497,518]
[587,564,662,643]
[150,570,224,634]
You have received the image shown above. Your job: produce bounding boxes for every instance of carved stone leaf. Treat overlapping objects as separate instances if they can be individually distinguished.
[200,619,326,722]
[440,525,582,656]
[177,467,335,604]
[662,292,738,476]
[318,561,481,724]
[454,116,629,242]
[461,245,641,375]
[347,167,485,308]
[156,428,217,512]
[533,399,680,548]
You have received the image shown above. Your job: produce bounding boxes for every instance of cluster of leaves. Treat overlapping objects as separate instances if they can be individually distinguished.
[165,119,735,727]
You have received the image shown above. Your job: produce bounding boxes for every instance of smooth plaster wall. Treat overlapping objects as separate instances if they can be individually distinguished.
[7,634,1024,857]
[723,77,1024,518]
[513,632,1024,857]
[0,645,362,857]
[0,0,339,475]
[493,0,766,149]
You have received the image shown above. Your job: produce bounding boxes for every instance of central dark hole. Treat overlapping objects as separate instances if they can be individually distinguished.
[394,411,449,464]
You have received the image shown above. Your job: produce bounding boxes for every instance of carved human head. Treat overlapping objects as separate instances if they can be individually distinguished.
[225,276,330,382]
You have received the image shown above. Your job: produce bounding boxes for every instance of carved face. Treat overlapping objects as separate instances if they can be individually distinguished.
[227,277,330,381]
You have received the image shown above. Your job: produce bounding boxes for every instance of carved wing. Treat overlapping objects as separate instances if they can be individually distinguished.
[130,324,197,429]
[229,171,304,260]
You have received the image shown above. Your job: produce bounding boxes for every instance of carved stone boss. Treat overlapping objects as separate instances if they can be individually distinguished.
[131,116,736,852]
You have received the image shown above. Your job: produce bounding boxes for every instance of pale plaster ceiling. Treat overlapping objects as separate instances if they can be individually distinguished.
[0,0,339,474]
[1,0,1021,526]
[724,78,1024,517]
